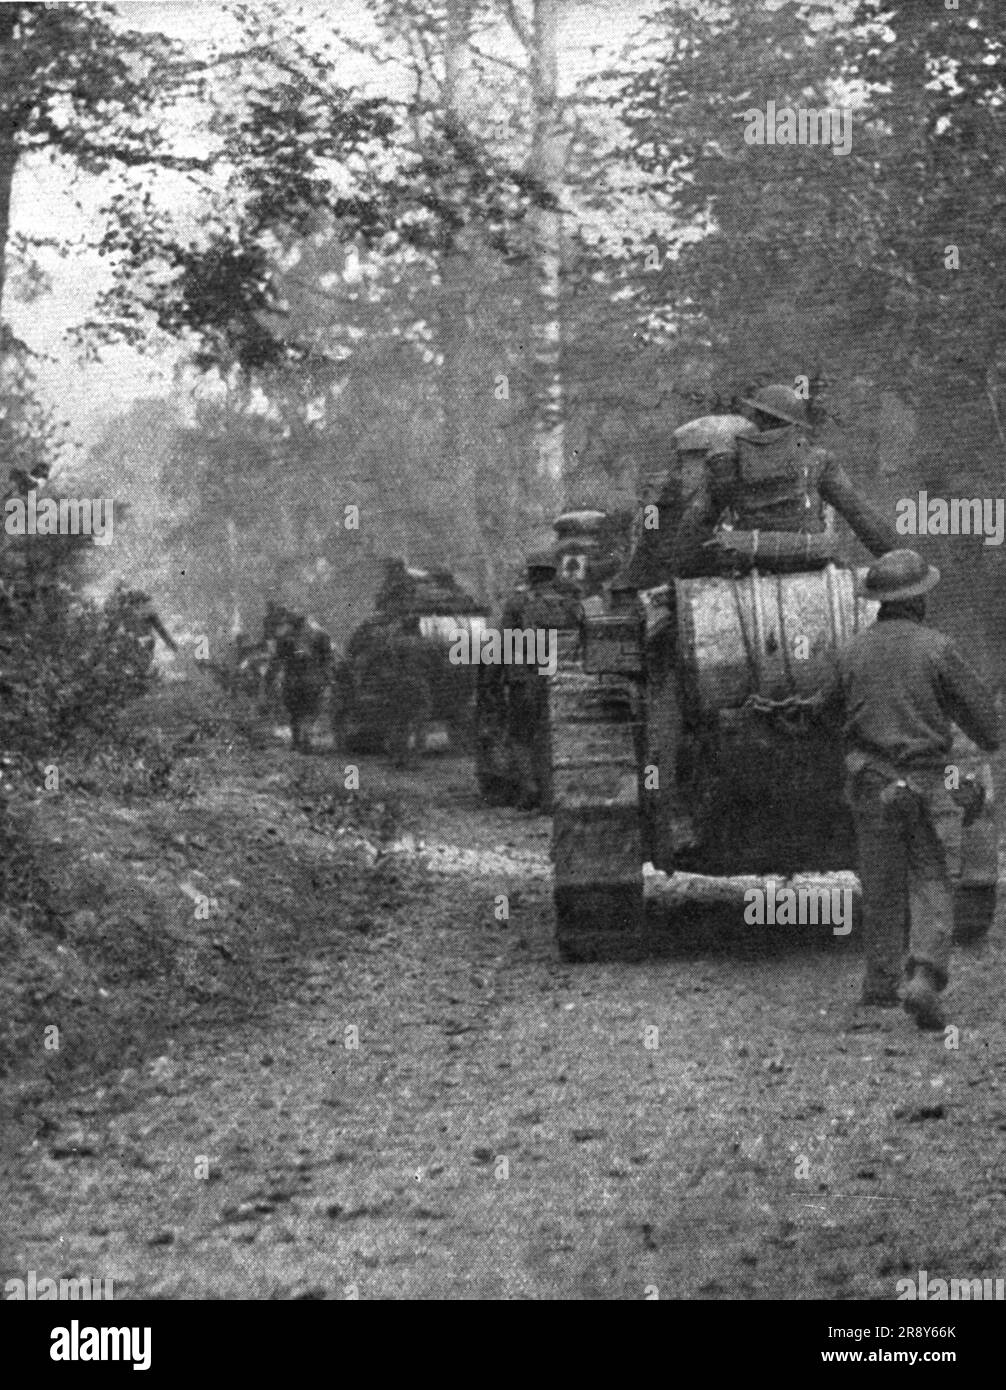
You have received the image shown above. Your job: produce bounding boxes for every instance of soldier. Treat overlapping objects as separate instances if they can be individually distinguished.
[128,591,176,653]
[260,601,295,717]
[273,611,333,753]
[825,550,1000,1029]
[673,384,898,576]
[621,415,752,590]
[115,589,177,665]
[503,552,580,811]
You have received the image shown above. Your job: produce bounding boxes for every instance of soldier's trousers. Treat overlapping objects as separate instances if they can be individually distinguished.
[847,768,961,992]
[508,678,549,809]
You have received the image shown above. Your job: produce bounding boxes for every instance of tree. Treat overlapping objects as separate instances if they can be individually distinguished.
[92,1,571,599]
[0,2,207,320]
[506,0,566,516]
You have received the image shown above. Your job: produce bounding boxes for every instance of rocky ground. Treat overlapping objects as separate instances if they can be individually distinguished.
[2,680,1005,1300]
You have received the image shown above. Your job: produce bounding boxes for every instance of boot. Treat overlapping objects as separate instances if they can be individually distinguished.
[903,964,945,1031]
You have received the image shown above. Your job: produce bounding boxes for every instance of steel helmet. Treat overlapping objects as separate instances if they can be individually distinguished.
[856,549,940,602]
[740,384,811,429]
[526,550,557,574]
[553,510,607,540]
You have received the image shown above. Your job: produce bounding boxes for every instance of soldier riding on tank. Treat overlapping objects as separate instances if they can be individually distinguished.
[621,413,752,591]
[617,388,900,859]
[673,384,898,576]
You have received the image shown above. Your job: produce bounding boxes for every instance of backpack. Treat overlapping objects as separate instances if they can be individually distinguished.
[734,427,827,533]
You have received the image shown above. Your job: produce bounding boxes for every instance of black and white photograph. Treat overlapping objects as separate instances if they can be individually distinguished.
[0,0,1003,1339]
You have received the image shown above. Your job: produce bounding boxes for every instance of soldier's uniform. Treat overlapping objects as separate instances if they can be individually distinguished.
[673,385,897,576]
[121,591,176,657]
[275,613,333,752]
[828,551,1000,1029]
[503,554,580,811]
[260,602,296,716]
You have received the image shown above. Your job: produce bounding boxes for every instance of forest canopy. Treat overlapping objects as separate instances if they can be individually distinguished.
[1,0,1003,662]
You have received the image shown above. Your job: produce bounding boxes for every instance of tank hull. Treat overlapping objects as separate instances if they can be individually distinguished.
[337,611,487,757]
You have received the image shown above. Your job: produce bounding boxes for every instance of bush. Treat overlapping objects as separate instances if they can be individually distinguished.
[0,575,158,770]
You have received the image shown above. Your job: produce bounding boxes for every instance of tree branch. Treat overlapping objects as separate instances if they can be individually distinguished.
[468,42,526,75]
[501,0,532,52]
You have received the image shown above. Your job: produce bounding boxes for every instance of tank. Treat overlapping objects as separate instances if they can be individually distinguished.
[546,424,998,959]
[335,561,488,757]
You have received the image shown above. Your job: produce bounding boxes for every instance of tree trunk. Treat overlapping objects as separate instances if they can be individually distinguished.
[440,0,491,597]
[528,0,565,520]
[226,516,242,637]
[0,5,21,320]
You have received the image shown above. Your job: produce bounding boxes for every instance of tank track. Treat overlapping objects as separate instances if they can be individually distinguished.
[549,659,645,960]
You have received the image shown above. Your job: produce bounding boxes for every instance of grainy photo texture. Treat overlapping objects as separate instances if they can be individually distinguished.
[0,0,1003,1326]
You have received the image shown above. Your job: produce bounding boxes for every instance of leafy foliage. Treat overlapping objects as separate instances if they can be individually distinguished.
[611,1,1006,424]
[0,346,158,773]
[0,1,206,314]
[0,3,200,171]
[0,569,159,768]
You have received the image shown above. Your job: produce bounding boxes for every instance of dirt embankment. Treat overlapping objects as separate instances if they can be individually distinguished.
[0,683,407,1125]
[2,682,1006,1299]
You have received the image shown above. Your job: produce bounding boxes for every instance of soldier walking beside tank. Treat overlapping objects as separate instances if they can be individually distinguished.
[824,550,1000,1029]
[273,610,333,753]
[259,601,295,718]
[503,553,580,811]
[673,384,898,576]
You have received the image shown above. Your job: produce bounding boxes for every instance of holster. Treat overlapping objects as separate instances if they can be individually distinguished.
[845,748,928,823]
[879,778,923,825]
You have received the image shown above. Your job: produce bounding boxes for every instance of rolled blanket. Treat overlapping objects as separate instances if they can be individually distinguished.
[705,527,843,572]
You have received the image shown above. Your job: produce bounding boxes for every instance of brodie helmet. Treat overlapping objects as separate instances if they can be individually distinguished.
[526,550,558,576]
[856,549,940,603]
[740,384,811,429]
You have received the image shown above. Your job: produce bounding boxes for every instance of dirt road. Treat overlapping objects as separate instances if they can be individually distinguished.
[3,715,1006,1300]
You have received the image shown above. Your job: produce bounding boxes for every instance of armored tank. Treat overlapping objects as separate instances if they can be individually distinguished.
[335,561,488,758]
[547,423,998,959]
